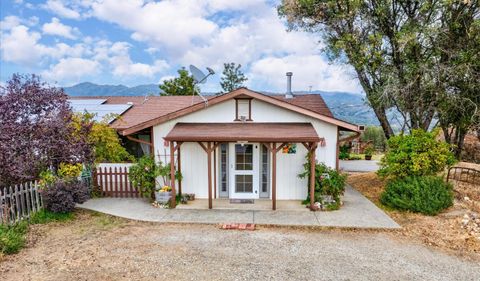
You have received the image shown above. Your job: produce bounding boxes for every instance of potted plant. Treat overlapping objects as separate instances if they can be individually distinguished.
[155,185,172,203]
[364,145,374,160]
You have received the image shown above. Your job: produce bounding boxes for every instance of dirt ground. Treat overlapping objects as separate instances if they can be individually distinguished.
[346,162,480,260]
[1,210,480,281]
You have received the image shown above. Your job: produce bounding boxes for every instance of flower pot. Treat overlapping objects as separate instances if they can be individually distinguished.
[365,155,372,160]
[155,191,172,204]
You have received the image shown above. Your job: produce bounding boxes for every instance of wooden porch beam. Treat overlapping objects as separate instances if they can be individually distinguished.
[198,141,208,153]
[272,142,277,210]
[207,142,213,209]
[126,135,153,147]
[177,142,182,196]
[197,141,214,209]
[309,142,318,210]
[170,141,176,208]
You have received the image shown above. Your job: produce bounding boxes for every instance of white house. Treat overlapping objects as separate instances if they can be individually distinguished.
[71,85,360,210]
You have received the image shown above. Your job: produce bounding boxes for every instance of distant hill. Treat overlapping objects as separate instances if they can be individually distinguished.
[64,82,160,96]
[63,82,378,125]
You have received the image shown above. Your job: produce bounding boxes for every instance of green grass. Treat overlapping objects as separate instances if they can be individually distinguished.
[1,209,75,256]
[0,221,28,255]
[29,209,74,224]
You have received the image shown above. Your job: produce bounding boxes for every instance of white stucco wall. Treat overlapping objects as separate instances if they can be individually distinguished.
[152,98,338,200]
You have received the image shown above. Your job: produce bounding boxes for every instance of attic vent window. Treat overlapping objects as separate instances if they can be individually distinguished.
[235,98,252,121]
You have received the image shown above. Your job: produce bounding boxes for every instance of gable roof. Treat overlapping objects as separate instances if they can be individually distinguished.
[71,88,358,135]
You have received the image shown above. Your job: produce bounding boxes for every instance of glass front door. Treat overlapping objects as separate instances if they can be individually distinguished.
[229,143,259,199]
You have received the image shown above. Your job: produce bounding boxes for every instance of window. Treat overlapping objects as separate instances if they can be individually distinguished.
[235,175,253,193]
[235,144,253,170]
[235,98,252,121]
[260,144,269,198]
[219,143,228,197]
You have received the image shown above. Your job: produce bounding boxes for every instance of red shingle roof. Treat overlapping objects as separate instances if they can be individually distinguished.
[70,92,334,131]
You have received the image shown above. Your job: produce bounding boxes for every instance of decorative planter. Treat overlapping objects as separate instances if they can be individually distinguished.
[155,191,172,204]
[365,155,372,160]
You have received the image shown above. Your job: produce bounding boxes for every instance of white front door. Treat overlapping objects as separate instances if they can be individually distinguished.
[229,143,259,199]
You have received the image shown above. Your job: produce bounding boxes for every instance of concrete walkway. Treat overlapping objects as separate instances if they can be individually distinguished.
[340,160,380,172]
[77,185,400,229]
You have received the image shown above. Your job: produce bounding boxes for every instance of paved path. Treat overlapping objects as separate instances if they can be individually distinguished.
[340,159,380,172]
[78,185,400,229]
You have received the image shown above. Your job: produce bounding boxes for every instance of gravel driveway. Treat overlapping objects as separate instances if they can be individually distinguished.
[1,212,479,281]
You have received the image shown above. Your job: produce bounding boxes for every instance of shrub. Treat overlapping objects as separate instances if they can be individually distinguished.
[0,221,28,255]
[378,129,456,179]
[57,163,83,179]
[364,145,374,157]
[129,156,159,197]
[339,145,350,160]
[380,176,454,215]
[42,179,89,213]
[299,159,347,206]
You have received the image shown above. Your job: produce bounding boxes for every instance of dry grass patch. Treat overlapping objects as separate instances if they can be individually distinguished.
[347,168,480,260]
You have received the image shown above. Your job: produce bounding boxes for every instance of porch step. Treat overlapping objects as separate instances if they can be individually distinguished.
[221,223,256,231]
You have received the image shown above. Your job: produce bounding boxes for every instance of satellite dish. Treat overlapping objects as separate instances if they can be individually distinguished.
[190,65,207,84]
[188,64,216,107]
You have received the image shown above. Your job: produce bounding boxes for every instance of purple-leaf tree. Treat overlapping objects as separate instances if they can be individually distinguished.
[0,74,93,186]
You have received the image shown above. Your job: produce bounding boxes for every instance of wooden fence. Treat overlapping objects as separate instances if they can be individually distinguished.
[447,166,480,186]
[1,181,43,225]
[93,166,142,198]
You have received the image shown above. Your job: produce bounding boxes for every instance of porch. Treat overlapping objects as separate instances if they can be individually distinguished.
[77,185,401,229]
[164,122,324,210]
[176,199,308,211]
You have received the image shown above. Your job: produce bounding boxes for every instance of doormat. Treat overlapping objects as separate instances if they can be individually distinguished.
[221,223,255,230]
[229,199,254,204]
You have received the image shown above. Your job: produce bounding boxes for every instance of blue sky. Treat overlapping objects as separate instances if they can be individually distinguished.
[0,0,362,93]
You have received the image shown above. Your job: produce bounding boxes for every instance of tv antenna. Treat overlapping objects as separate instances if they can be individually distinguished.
[189,65,215,107]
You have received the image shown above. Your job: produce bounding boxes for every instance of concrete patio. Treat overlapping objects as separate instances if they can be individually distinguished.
[77,185,401,229]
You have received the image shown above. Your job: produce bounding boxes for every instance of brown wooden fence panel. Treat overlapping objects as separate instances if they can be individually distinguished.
[0,181,43,225]
[93,166,141,198]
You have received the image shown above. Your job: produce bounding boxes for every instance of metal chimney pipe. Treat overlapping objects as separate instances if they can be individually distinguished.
[286,72,293,99]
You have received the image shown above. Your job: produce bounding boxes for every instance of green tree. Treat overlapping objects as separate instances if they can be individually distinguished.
[361,126,387,151]
[220,62,248,93]
[278,0,480,153]
[159,68,197,96]
[72,113,134,163]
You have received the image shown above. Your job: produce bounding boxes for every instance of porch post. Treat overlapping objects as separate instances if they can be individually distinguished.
[177,143,182,195]
[336,127,340,171]
[213,148,217,199]
[272,142,277,211]
[207,142,213,209]
[170,141,176,208]
[309,143,317,210]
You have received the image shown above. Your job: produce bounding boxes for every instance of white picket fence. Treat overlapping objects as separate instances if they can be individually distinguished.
[0,181,43,225]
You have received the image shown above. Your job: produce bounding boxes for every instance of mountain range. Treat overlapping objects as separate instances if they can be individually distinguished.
[64,82,379,126]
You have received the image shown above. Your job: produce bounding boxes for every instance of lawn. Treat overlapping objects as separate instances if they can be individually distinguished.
[346,163,480,259]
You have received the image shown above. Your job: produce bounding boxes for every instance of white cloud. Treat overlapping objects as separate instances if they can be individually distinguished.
[42,17,79,39]
[106,42,169,77]
[42,0,81,20]
[0,25,50,65]
[0,16,21,30]
[90,0,218,55]
[249,55,362,93]
[42,57,100,83]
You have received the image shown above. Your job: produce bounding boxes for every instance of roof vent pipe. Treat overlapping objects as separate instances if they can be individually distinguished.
[286,72,293,99]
